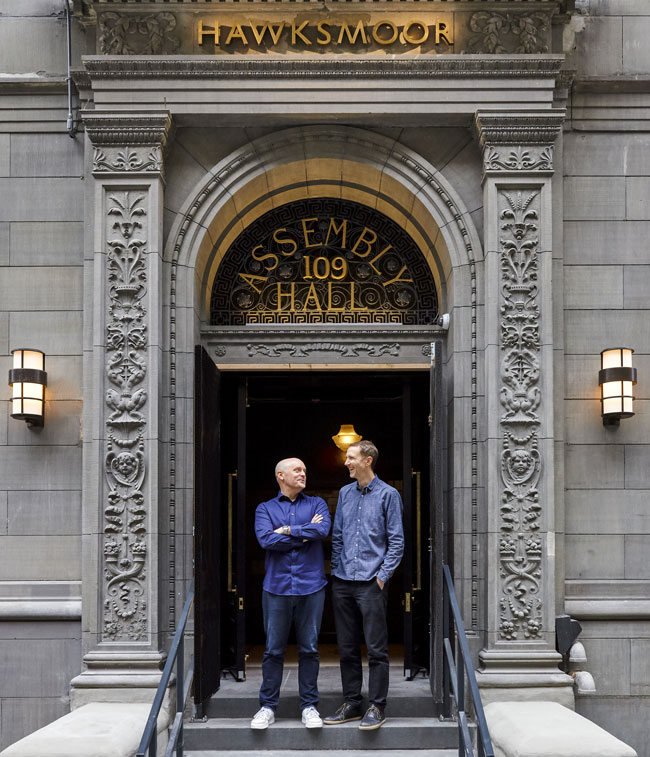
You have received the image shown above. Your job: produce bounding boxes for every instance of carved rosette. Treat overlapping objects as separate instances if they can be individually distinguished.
[103,190,149,641]
[497,189,543,641]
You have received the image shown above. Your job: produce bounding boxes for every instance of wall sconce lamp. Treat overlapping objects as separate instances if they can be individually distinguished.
[599,347,636,427]
[8,349,47,428]
[331,424,362,452]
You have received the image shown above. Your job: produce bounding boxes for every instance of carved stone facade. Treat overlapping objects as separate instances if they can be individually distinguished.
[475,110,571,701]
[103,189,150,641]
[68,112,173,704]
[465,11,550,54]
[87,113,170,646]
[93,6,555,57]
[497,187,543,642]
[98,12,181,56]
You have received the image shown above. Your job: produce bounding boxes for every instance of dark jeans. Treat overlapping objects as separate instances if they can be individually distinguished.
[260,588,325,711]
[331,577,389,709]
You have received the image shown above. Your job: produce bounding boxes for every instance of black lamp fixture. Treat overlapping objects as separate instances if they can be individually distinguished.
[599,347,636,427]
[8,348,47,427]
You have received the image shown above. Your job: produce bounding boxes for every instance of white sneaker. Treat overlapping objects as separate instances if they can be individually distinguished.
[302,706,323,729]
[251,707,275,729]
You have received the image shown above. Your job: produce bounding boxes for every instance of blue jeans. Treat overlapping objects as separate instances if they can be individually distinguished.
[260,588,325,711]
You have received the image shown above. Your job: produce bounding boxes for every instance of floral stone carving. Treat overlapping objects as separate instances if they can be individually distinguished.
[94,146,162,174]
[99,12,180,56]
[498,190,543,641]
[103,191,149,641]
[484,145,554,173]
[466,11,550,55]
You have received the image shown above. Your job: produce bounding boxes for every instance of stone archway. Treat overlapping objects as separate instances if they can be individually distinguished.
[74,112,571,710]
[163,123,482,630]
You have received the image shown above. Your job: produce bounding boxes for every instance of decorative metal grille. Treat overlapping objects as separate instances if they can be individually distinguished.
[210,197,438,325]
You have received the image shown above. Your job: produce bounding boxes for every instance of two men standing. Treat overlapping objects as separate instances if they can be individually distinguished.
[253,442,404,731]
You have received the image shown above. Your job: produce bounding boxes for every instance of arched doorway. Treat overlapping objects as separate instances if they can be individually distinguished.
[162,125,482,713]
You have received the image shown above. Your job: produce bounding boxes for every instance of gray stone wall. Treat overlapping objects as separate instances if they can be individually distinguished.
[564,2,650,755]
[0,1,85,748]
[1,0,650,753]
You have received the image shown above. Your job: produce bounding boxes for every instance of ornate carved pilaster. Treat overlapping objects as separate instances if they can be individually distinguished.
[71,111,172,707]
[476,110,565,178]
[474,110,573,704]
[85,112,173,181]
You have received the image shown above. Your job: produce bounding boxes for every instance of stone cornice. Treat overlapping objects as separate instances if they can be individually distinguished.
[82,0,571,6]
[0,76,68,93]
[83,111,172,146]
[573,75,650,95]
[79,54,565,81]
[475,109,565,146]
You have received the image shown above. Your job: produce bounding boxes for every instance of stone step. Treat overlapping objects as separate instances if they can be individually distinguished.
[206,693,437,719]
[205,666,435,720]
[183,717,462,752]
[186,751,460,757]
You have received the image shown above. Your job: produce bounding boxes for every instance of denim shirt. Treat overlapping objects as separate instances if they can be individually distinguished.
[255,491,331,596]
[330,476,404,584]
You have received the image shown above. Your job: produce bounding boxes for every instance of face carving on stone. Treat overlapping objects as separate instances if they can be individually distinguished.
[511,450,533,476]
[502,446,539,489]
[109,451,143,487]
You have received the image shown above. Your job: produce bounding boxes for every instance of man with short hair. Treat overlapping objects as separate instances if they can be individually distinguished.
[324,440,404,731]
[251,457,331,730]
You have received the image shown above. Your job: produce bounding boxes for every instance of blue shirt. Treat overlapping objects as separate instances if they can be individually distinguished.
[330,476,404,584]
[255,491,331,596]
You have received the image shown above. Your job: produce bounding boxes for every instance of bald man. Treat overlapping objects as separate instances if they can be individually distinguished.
[251,458,331,730]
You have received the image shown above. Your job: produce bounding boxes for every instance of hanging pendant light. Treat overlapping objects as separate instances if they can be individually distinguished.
[331,424,362,452]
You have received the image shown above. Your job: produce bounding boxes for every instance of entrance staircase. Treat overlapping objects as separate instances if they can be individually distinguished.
[184,665,468,756]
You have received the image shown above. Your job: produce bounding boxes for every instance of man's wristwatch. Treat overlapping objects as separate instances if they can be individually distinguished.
[282,525,290,535]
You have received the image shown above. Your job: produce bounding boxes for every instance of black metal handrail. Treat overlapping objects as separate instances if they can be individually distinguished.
[442,564,494,757]
[137,581,195,757]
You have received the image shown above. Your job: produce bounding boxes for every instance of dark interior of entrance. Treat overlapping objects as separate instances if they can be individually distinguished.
[214,369,432,679]
[193,352,442,707]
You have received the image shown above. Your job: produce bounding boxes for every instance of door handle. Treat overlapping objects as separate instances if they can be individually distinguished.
[228,471,238,594]
[412,470,422,592]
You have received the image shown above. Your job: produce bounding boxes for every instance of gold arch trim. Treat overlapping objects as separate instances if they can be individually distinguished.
[196,160,450,321]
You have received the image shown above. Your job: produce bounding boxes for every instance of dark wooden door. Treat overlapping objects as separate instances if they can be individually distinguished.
[193,345,222,712]
[403,375,431,680]
[429,340,446,707]
[217,375,247,682]
[402,380,415,678]
[233,378,247,680]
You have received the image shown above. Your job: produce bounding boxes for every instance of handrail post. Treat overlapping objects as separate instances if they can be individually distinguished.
[442,564,494,757]
[457,633,464,734]
[442,573,451,718]
[136,581,195,757]
[177,633,184,757]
